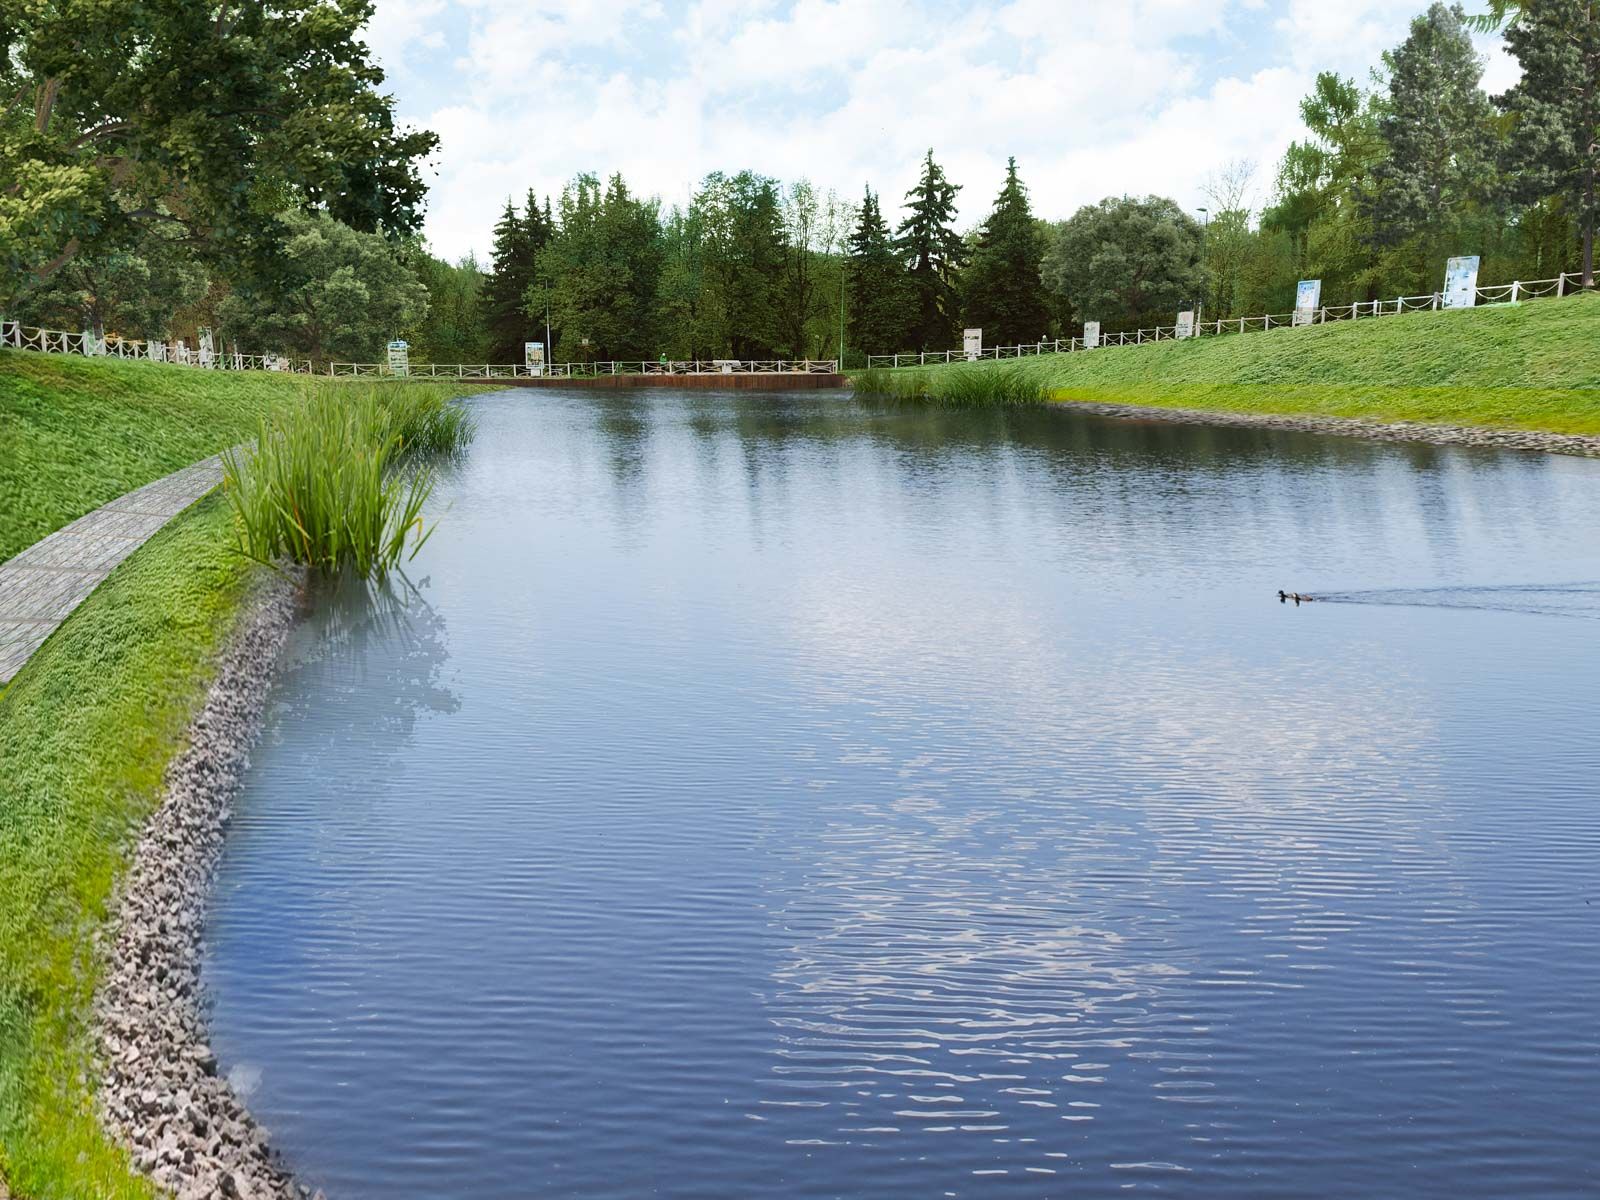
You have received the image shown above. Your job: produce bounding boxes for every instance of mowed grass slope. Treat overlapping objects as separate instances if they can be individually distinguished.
[0,352,308,561]
[0,496,246,1199]
[872,292,1600,434]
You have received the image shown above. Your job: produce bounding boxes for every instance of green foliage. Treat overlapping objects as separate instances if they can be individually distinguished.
[221,384,474,581]
[962,158,1051,345]
[864,291,1600,434]
[1042,196,1206,329]
[0,495,249,1200]
[216,211,428,364]
[526,174,664,362]
[1500,0,1600,282]
[483,194,552,362]
[1368,3,1497,248]
[6,224,208,340]
[853,364,1048,407]
[0,1,437,306]
[0,350,309,561]
[408,249,489,363]
[896,150,965,349]
[846,187,911,355]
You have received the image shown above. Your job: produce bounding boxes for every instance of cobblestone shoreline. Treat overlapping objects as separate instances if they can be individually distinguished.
[94,567,311,1200]
[1061,398,1600,457]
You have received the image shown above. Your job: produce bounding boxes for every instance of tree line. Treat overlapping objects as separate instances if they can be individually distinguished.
[4,2,1595,366]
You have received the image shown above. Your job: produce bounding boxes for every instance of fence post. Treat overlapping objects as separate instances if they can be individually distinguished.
[1511,280,1519,304]
[1558,273,1567,297]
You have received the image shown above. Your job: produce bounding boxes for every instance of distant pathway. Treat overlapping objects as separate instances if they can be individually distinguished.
[0,457,225,684]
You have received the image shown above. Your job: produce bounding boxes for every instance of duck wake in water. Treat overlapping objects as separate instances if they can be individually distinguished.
[1278,581,1600,620]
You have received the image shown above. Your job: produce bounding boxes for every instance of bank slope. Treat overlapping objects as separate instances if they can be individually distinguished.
[0,353,311,562]
[0,495,247,1199]
[881,292,1600,436]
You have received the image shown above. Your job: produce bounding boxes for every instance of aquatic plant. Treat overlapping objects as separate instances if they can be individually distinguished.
[851,363,1048,407]
[376,387,478,457]
[222,385,473,581]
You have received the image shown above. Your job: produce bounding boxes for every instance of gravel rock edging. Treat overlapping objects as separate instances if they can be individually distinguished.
[1058,398,1600,457]
[94,566,316,1200]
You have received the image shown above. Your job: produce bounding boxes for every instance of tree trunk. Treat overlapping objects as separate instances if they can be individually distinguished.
[1587,164,1596,288]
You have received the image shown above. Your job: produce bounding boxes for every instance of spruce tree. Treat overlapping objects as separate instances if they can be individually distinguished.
[1367,3,1496,246]
[482,198,535,361]
[895,150,964,349]
[1500,0,1600,284]
[845,186,910,355]
[961,158,1050,345]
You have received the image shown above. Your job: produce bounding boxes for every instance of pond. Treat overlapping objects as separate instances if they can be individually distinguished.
[203,389,1600,1198]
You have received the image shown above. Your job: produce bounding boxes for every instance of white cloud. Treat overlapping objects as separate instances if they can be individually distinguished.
[390,0,1519,261]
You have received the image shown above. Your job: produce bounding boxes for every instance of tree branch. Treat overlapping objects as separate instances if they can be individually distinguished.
[69,121,136,150]
[2,84,29,123]
[34,77,61,134]
[34,238,82,283]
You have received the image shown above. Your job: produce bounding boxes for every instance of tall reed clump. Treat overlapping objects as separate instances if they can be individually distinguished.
[852,363,1048,407]
[221,385,475,581]
[375,386,478,457]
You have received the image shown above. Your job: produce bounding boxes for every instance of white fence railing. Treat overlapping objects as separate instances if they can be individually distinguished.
[0,318,316,373]
[866,272,1585,369]
[328,358,840,379]
[2,317,840,382]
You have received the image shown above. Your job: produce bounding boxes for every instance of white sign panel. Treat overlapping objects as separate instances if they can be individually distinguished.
[1082,321,1100,350]
[1175,310,1195,340]
[198,328,215,368]
[1293,279,1322,327]
[1443,256,1480,309]
[963,327,982,361]
[525,341,545,374]
[387,339,410,376]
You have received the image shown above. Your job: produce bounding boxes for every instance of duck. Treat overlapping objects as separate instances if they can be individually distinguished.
[1277,590,1316,604]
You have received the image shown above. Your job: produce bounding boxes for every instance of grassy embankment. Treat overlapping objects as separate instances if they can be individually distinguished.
[0,350,313,562]
[856,291,1600,435]
[0,353,483,1198]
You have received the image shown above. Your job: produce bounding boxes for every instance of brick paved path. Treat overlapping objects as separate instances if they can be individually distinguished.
[0,457,225,683]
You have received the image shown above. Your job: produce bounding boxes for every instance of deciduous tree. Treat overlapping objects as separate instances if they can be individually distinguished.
[0,1,437,305]
[1042,196,1206,330]
[217,210,427,363]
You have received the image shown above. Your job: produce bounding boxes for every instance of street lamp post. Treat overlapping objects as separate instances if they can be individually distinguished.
[1197,206,1209,328]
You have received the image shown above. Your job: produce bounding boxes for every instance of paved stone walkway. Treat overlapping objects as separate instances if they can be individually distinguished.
[0,457,225,684]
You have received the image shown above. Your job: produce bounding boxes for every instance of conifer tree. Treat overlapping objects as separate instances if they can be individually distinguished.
[1367,3,1496,246]
[482,198,536,361]
[961,158,1050,345]
[845,186,910,355]
[895,150,965,349]
[1499,0,1600,284]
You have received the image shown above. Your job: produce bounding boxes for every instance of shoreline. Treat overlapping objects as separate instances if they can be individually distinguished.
[1051,396,1600,458]
[94,565,312,1200]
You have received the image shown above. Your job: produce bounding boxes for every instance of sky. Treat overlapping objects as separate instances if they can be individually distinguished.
[367,0,1520,262]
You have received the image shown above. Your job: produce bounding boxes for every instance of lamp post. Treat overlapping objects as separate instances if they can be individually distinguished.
[1197,206,1209,328]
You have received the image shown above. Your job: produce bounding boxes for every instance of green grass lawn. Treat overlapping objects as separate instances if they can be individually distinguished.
[0,352,318,562]
[0,495,246,1199]
[864,292,1600,435]
[0,353,493,1197]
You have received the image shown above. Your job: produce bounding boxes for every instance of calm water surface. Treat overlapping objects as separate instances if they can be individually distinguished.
[204,390,1600,1197]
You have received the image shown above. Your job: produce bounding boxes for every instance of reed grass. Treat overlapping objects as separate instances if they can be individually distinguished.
[376,386,478,457]
[852,364,1048,407]
[221,385,475,581]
